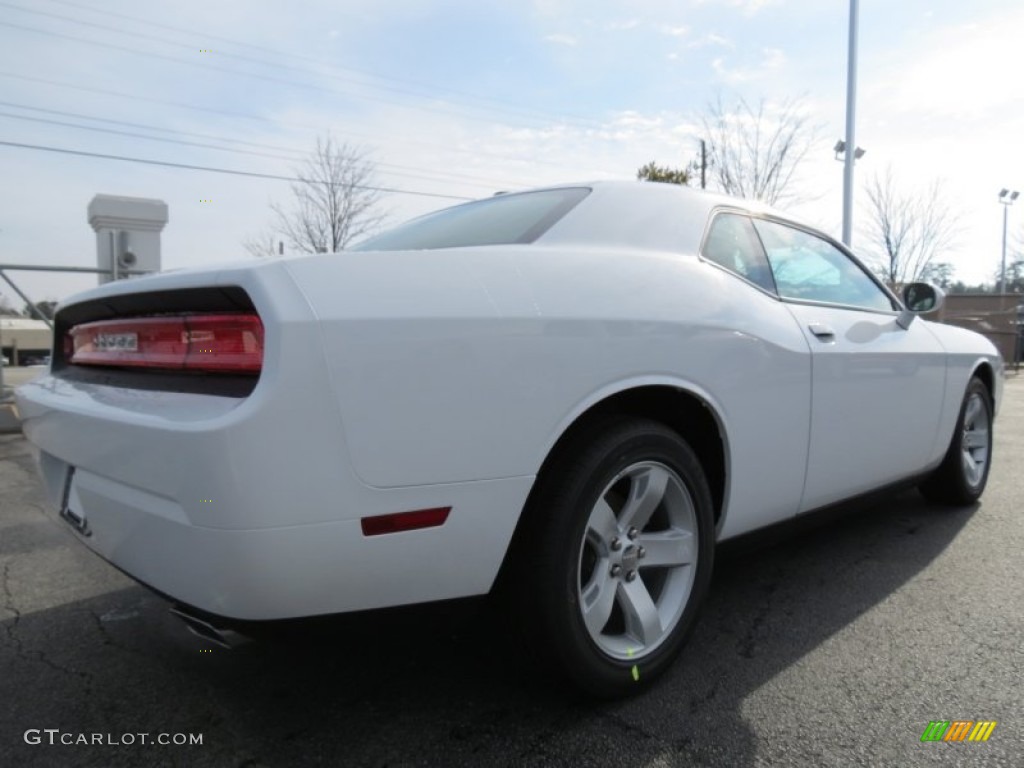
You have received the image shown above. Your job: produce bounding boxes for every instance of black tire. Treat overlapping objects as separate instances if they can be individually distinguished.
[511,417,715,698]
[919,376,993,506]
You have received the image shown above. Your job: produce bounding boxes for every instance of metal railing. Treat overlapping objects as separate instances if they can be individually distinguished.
[0,262,152,397]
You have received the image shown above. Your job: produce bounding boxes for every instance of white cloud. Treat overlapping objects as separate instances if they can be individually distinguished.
[660,24,690,38]
[691,0,780,16]
[737,0,778,13]
[544,33,579,46]
[884,13,1024,118]
[712,47,786,83]
[605,19,641,31]
[687,32,733,49]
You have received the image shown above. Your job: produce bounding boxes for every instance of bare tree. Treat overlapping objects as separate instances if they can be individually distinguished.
[700,95,819,206]
[1002,230,1024,292]
[242,228,282,260]
[0,294,19,317]
[919,261,955,289]
[21,299,58,320]
[246,136,385,256]
[992,254,1024,293]
[862,166,962,289]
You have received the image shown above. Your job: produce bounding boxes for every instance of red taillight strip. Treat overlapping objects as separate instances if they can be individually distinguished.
[360,507,451,536]
[67,313,263,373]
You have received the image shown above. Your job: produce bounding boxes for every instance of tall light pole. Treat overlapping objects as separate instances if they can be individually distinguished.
[841,0,860,247]
[999,188,1019,294]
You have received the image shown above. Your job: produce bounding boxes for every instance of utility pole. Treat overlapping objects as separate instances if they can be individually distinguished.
[841,0,860,247]
[700,140,707,190]
[999,189,1018,293]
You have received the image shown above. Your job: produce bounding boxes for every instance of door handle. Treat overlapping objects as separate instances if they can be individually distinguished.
[808,323,835,341]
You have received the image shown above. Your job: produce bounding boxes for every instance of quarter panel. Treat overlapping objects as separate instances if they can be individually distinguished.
[286,247,813,539]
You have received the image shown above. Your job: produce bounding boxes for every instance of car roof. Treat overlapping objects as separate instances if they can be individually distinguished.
[530,180,809,254]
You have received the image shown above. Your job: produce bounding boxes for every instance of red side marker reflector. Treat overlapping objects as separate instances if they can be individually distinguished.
[360,507,451,537]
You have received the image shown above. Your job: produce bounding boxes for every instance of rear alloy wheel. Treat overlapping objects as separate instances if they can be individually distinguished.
[919,377,993,506]
[522,418,715,698]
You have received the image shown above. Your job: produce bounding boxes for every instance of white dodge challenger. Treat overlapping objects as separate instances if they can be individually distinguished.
[16,181,1001,697]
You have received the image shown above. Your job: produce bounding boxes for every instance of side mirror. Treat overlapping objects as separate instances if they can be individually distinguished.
[897,282,945,329]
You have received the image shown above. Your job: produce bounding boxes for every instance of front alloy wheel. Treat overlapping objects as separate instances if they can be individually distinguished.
[958,389,990,491]
[920,376,993,505]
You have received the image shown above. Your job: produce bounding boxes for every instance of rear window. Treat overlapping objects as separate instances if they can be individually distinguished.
[350,187,590,251]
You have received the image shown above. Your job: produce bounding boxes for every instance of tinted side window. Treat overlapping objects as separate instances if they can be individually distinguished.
[753,219,895,312]
[701,213,777,293]
[351,187,589,251]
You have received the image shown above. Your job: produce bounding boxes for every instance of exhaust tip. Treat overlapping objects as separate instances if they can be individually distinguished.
[170,606,250,649]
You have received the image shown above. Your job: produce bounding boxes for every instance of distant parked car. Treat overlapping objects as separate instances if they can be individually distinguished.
[15,181,1003,697]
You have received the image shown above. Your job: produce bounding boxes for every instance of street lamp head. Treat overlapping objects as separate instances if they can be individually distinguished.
[999,188,1010,199]
[834,140,865,163]
[1012,191,1020,202]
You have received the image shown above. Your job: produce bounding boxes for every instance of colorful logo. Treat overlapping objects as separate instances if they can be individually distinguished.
[920,720,997,742]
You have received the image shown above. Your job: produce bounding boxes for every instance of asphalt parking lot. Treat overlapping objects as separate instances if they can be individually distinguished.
[1,377,1022,767]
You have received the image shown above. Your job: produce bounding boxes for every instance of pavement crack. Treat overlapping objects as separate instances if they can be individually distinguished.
[1,560,24,655]
[2,559,100,705]
[90,608,118,648]
[87,607,153,663]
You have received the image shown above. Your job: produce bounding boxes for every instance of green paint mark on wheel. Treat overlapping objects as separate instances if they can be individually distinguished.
[631,665,639,681]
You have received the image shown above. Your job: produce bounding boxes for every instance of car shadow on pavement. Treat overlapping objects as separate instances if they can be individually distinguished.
[1,491,975,767]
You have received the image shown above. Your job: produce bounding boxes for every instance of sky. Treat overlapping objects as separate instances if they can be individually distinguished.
[1,0,1023,307]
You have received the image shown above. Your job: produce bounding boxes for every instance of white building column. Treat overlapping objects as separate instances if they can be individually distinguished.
[87,195,168,284]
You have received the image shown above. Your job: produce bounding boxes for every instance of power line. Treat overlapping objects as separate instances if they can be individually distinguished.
[0,70,375,138]
[0,109,519,190]
[0,20,511,128]
[0,140,475,201]
[1,17,590,133]
[0,100,308,154]
[0,111,300,160]
[36,0,599,129]
[0,100,536,187]
[0,72,586,174]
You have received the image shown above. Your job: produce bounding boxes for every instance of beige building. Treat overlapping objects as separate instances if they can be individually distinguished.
[0,317,53,365]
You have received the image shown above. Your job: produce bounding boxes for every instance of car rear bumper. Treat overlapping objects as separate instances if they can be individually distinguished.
[17,380,531,620]
[28,452,529,620]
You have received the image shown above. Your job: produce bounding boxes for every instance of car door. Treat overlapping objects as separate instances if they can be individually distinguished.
[751,218,946,512]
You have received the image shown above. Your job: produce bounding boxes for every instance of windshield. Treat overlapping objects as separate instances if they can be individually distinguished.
[350,187,590,251]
